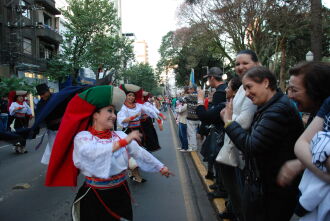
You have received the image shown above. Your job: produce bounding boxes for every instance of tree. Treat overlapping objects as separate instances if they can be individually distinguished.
[58,0,134,83]
[44,55,72,83]
[85,34,134,80]
[157,26,225,87]
[0,77,36,97]
[176,0,316,89]
[310,0,322,61]
[123,63,160,94]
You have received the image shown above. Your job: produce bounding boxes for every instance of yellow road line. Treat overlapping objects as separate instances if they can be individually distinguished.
[191,152,228,219]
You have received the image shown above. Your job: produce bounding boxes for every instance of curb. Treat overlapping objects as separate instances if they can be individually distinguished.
[169,109,229,221]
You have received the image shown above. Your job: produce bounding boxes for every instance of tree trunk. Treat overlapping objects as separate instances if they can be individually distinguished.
[311,0,322,61]
[279,38,287,91]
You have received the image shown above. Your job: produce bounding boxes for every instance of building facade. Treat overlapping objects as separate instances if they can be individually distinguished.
[0,0,62,89]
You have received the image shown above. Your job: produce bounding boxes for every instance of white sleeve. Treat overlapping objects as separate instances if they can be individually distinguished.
[24,102,32,115]
[234,92,257,130]
[115,131,164,172]
[141,103,158,119]
[9,102,17,116]
[73,132,114,179]
[176,104,187,113]
[117,107,129,128]
[148,103,160,115]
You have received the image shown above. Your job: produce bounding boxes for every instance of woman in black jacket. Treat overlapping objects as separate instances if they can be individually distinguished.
[221,66,304,221]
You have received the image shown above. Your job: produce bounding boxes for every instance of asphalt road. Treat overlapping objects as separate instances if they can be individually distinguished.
[0,112,217,221]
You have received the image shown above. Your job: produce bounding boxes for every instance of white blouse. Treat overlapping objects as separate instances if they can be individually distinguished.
[73,130,164,179]
[117,103,158,128]
[9,101,32,116]
[143,102,160,115]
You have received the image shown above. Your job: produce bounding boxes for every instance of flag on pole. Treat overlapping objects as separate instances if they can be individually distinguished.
[189,68,195,86]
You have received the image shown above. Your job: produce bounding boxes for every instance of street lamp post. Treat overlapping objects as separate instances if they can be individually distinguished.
[306,51,314,62]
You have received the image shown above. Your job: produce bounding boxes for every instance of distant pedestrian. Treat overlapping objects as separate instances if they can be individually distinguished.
[0,95,9,132]
[185,84,200,152]
[9,91,32,153]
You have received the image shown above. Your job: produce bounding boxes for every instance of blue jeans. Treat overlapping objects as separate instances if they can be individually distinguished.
[0,114,8,132]
[178,122,188,150]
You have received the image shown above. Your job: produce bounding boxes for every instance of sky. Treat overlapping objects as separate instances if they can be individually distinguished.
[121,0,183,67]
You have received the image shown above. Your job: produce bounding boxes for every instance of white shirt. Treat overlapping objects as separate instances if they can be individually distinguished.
[117,103,158,128]
[9,101,32,116]
[73,130,164,179]
[218,85,257,168]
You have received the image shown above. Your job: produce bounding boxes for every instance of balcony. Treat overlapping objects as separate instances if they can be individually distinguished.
[35,0,61,15]
[36,24,62,44]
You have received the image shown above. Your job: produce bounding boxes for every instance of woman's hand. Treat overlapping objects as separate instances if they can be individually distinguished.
[126,130,142,144]
[197,89,205,102]
[221,99,233,123]
[134,112,141,118]
[160,166,174,177]
[277,159,304,187]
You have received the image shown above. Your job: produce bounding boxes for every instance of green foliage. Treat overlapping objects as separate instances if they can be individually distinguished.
[44,55,72,83]
[86,34,134,80]
[123,63,160,93]
[58,0,134,82]
[0,77,36,97]
[171,0,330,88]
[157,27,225,87]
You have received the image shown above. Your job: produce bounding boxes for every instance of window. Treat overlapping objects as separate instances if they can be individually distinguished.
[23,38,32,55]
[19,0,31,19]
[43,13,52,28]
[39,45,52,59]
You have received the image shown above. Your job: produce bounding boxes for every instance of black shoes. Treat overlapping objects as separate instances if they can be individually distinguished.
[208,190,228,199]
[204,172,215,180]
[218,211,236,219]
[209,183,218,190]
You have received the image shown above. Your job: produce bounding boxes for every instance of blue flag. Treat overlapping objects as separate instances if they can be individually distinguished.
[189,68,195,85]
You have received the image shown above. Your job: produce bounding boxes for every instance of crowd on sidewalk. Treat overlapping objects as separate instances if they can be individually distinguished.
[172,50,330,221]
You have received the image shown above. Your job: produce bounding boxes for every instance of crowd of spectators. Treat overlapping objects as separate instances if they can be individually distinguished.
[167,50,330,221]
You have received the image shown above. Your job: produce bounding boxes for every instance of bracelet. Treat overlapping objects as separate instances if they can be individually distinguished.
[160,167,167,174]
[118,139,128,147]
[129,116,135,121]
[159,113,165,119]
[224,120,233,128]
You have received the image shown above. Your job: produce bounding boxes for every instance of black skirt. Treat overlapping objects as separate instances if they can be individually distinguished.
[141,117,161,152]
[73,181,132,221]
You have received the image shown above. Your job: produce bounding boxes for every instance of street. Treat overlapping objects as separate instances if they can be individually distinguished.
[0,112,218,221]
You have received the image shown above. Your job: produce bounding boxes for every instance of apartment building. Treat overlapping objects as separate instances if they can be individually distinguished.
[0,0,62,87]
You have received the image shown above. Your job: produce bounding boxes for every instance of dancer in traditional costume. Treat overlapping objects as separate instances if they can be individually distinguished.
[8,90,32,153]
[45,85,171,221]
[117,84,160,182]
[140,91,166,151]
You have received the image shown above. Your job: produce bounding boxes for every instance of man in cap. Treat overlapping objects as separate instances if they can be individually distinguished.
[202,67,227,106]
[197,67,228,199]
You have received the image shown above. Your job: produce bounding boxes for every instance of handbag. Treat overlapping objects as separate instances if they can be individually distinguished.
[216,136,245,169]
[200,125,224,161]
[241,151,264,221]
